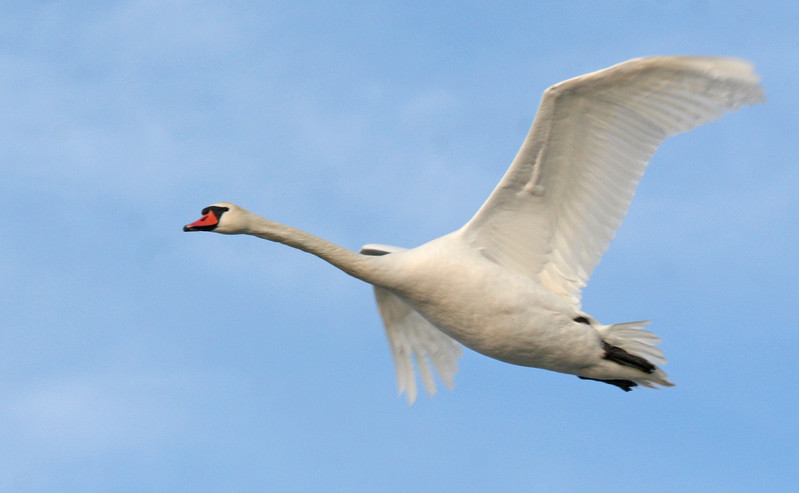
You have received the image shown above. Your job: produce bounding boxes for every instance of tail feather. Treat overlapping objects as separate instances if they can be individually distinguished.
[598,321,675,388]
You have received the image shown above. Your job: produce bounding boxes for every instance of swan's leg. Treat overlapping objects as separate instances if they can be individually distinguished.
[577,376,637,391]
[601,341,656,374]
[576,340,660,391]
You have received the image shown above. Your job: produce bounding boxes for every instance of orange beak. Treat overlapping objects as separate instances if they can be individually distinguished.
[183,210,219,231]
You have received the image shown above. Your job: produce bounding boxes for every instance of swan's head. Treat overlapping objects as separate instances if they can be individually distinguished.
[183,202,249,234]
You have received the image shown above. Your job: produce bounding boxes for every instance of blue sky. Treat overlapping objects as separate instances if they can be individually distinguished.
[2,1,797,491]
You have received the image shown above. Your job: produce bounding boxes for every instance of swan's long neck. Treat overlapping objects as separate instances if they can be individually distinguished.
[242,212,386,284]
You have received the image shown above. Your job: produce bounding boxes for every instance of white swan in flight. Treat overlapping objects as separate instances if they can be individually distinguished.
[185,56,763,403]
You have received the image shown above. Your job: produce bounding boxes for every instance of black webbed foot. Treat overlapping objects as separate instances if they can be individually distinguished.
[578,376,638,392]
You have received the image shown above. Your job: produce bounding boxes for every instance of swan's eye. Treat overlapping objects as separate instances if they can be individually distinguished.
[206,205,229,216]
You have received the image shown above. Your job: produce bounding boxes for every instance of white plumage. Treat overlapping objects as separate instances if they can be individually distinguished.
[185,56,764,403]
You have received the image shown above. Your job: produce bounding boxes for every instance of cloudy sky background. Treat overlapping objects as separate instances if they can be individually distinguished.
[2,1,797,491]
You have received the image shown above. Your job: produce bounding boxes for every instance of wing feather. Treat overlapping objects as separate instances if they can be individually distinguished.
[460,56,764,306]
[361,245,462,404]
[374,287,462,404]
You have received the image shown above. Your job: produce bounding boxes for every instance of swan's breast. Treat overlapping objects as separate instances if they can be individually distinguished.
[381,235,596,368]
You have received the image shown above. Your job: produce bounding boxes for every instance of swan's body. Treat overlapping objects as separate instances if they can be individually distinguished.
[185,56,763,403]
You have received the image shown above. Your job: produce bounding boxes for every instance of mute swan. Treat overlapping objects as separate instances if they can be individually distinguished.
[185,56,763,403]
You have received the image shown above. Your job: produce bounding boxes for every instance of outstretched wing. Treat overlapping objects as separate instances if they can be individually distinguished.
[460,56,764,307]
[361,244,462,404]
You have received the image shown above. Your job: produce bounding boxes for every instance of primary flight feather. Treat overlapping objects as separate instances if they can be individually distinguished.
[185,56,763,403]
